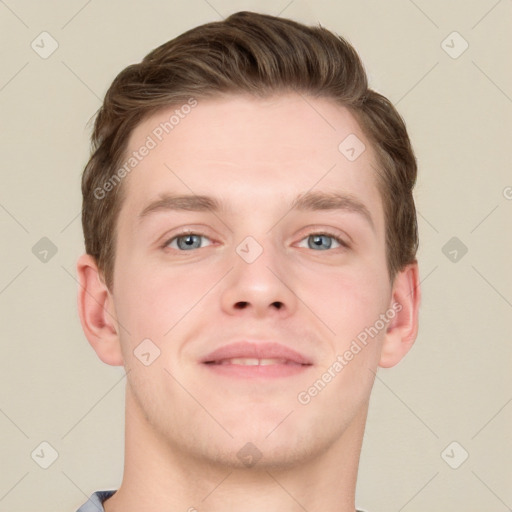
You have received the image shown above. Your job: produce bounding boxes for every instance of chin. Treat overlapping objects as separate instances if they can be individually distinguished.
[201,438,318,471]
[185,416,327,471]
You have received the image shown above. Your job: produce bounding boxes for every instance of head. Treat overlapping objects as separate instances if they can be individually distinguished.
[78,11,420,470]
[82,11,418,292]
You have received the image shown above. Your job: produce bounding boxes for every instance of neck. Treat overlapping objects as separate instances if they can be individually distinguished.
[104,385,368,512]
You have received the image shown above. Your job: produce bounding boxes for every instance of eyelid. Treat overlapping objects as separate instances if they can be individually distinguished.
[160,226,216,249]
[294,225,351,247]
[297,231,349,249]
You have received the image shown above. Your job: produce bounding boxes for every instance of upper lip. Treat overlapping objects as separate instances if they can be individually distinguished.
[201,341,313,365]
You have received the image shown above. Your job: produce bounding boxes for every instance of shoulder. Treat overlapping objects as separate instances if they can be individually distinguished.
[75,490,117,512]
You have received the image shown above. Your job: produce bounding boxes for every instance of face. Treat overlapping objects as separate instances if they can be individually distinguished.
[110,93,393,468]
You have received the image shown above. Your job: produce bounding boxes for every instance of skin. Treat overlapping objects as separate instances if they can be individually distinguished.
[77,93,420,512]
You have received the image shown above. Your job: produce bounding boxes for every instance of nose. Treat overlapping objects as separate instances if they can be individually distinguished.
[219,238,298,319]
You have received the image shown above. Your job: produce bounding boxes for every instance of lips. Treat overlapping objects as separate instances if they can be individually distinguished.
[201,341,313,366]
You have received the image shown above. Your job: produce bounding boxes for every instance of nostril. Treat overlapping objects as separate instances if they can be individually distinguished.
[233,301,284,310]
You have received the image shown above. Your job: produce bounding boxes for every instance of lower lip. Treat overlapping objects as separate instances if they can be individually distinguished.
[202,362,312,378]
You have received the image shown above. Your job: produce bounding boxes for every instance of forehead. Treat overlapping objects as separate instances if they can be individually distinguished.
[119,93,383,230]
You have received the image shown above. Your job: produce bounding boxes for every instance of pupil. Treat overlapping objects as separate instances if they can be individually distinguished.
[178,234,200,250]
[311,235,331,250]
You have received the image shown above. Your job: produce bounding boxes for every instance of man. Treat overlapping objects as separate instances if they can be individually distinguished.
[76,10,420,512]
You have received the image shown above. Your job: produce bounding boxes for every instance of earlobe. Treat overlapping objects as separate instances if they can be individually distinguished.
[378,262,421,368]
[76,253,124,366]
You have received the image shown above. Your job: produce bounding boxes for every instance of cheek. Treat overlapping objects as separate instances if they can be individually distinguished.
[113,251,223,342]
[299,269,388,407]
[296,259,390,338]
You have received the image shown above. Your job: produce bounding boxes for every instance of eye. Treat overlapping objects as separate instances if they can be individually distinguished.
[297,231,349,251]
[163,232,213,251]
[161,230,348,252]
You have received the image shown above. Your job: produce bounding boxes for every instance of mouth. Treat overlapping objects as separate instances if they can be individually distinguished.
[201,341,313,378]
[204,358,307,366]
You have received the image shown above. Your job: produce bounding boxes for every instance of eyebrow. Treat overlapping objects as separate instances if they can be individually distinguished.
[138,191,375,231]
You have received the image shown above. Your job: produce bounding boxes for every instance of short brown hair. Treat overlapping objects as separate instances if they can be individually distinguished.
[81,10,418,291]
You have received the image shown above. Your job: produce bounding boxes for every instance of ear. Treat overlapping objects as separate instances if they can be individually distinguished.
[379,261,421,368]
[76,253,124,366]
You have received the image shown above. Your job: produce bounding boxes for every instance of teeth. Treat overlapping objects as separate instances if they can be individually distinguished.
[219,358,289,366]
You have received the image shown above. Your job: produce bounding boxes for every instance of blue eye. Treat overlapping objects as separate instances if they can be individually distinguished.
[297,233,347,251]
[163,231,348,252]
[164,233,212,251]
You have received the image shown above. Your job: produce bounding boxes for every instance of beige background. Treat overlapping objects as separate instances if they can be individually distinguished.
[1,0,511,511]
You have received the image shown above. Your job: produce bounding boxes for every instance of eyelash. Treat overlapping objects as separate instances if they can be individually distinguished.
[162,229,350,251]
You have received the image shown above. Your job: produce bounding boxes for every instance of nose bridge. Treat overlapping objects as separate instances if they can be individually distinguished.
[219,226,297,316]
[231,200,281,268]
[234,229,283,290]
